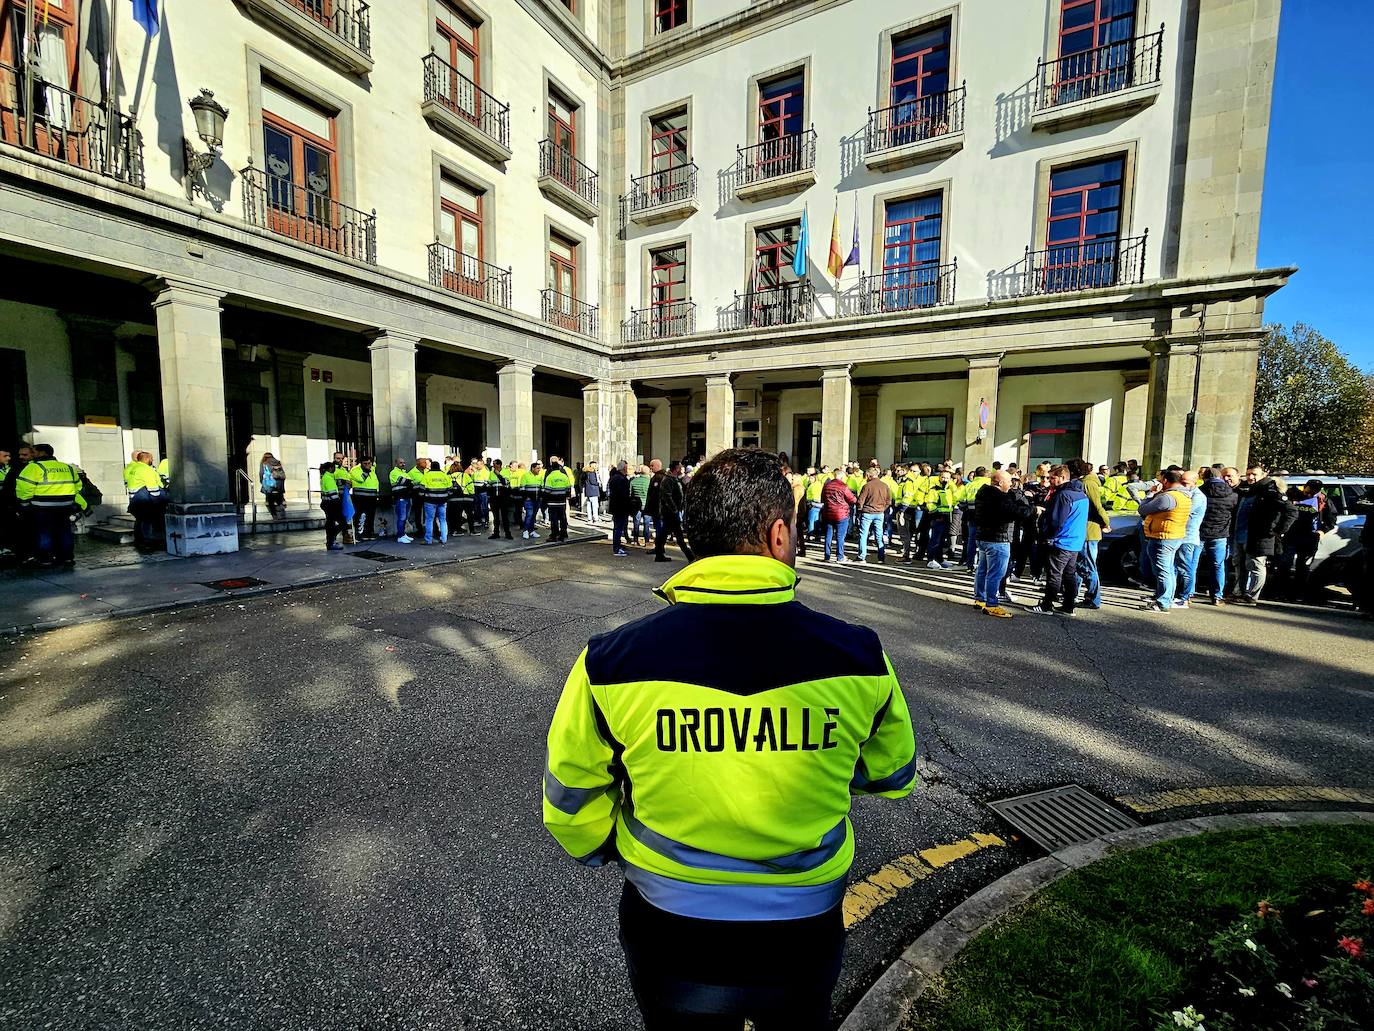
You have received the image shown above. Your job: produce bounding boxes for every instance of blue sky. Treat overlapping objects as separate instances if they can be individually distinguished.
[1258,3,1373,370]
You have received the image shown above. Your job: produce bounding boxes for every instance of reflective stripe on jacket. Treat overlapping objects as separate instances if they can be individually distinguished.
[543,555,917,921]
[389,468,413,497]
[352,467,379,497]
[16,460,87,510]
[543,468,574,504]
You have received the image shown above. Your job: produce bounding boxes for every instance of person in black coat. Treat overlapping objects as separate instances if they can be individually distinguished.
[972,471,1033,611]
[1198,469,1238,603]
[653,462,690,564]
[607,461,633,557]
[1237,470,1297,604]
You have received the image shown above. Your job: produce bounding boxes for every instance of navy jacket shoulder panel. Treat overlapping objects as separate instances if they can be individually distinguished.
[585,600,887,696]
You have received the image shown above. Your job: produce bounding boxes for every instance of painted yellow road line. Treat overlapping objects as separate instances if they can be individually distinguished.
[843,832,1007,929]
[1116,785,1374,815]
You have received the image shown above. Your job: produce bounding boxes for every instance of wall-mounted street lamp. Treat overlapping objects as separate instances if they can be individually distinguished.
[183,89,229,201]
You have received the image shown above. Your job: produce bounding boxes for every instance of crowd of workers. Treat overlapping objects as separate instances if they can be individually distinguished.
[783,455,1373,616]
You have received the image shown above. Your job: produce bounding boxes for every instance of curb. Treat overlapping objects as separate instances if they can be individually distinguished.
[1,530,605,637]
[838,809,1374,1031]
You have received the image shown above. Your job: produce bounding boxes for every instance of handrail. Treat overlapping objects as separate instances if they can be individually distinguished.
[539,138,599,208]
[0,61,144,185]
[422,51,510,151]
[282,0,371,56]
[428,241,512,308]
[1004,231,1148,297]
[628,161,697,215]
[234,469,258,531]
[241,160,377,264]
[729,280,814,329]
[858,260,958,314]
[866,82,966,154]
[541,288,598,337]
[1035,25,1164,110]
[623,300,696,343]
[736,127,817,186]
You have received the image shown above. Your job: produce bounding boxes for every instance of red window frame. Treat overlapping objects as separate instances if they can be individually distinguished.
[890,22,950,107]
[435,4,482,125]
[650,244,687,317]
[1058,0,1136,57]
[1046,159,1123,253]
[261,106,341,249]
[548,235,579,329]
[650,113,687,171]
[548,92,576,155]
[882,201,940,277]
[655,0,687,33]
[0,0,80,155]
[753,224,798,291]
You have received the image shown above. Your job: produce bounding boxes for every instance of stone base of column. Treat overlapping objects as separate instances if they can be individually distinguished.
[165,503,240,557]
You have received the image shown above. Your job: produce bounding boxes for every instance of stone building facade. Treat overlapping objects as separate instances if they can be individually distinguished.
[0,0,1289,554]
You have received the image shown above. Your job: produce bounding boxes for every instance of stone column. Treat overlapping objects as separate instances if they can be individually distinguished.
[668,393,690,462]
[271,348,309,504]
[369,331,418,493]
[962,355,1001,470]
[415,372,432,458]
[819,365,852,469]
[151,279,238,556]
[1143,339,1200,474]
[498,360,535,465]
[1191,338,1262,470]
[705,374,735,459]
[856,384,880,464]
[582,380,637,469]
[1118,371,1149,466]
[760,389,781,453]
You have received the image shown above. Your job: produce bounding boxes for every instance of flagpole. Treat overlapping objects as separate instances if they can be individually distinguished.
[104,0,120,176]
[21,0,35,148]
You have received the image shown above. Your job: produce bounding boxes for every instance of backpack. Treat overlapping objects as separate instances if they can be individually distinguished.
[79,470,103,507]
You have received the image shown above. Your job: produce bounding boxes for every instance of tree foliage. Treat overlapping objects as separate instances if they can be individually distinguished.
[1250,323,1374,472]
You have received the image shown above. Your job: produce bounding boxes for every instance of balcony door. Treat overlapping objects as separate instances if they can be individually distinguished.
[1046,156,1123,289]
[548,234,578,329]
[889,21,950,144]
[261,83,338,249]
[1,0,80,161]
[439,177,485,298]
[649,244,687,337]
[648,108,688,204]
[882,194,943,310]
[547,90,576,186]
[752,222,800,326]
[434,3,481,123]
[756,71,804,176]
[1056,0,1137,99]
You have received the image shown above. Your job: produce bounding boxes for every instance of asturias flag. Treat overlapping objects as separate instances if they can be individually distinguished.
[133,0,160,37]
[792,204,809,280]
[827,199,844,280]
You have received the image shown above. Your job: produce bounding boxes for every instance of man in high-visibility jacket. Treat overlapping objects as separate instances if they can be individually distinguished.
[521,461,544,539]
[804,468,825,542]
[157,456,170,488]
[15,443,87,567]
[415,457,452,545]
[923,471,957,569]
[544,448,916,1027]
[489,459,516,541]
[446,460,476,536]
[543,459,574,542]
[318,461,346,551]
[351,457,380,540]
[389,458,415,544]
[960,466,992,570]
[123,450,167,551]
[470,459,493,533]
[880,465,900,546]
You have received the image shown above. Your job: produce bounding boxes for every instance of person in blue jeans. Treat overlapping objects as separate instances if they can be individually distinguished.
[856,469,891,564]
[971,471,1032,617]
[1068,459,1112,609]
[820,472,857,563]
[1173,470,1208,607]
[1138,469,1192,611]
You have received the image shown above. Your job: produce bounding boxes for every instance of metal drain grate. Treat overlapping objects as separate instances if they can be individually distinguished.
[350,550,407,563]
[200,576,270,591]
[987,784,1140,853]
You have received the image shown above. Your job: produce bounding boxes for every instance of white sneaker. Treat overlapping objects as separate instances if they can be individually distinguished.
[926,560,940,569]
[397,535,413,544]
[530,531,541,539]
[522,531,529,539]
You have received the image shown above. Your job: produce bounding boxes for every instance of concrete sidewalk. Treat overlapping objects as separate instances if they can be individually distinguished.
[0,521,605,634]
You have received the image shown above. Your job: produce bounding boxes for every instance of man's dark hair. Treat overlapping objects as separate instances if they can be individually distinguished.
[1066,458,1092,479]
[683,448,793,558]
[1161,468,1185,485]
[974,466,987,477]
[1165,464,1183,473]
[991,461,1002,471]
[33,443,54,458]
[669,461,683,474]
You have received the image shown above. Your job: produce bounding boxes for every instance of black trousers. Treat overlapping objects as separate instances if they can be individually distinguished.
[322,500,346,547]
[490,496,513,538]
[1042,546,1080,611]
[353,497,376,538]
[915,511,934,559]
[547,503,568,541]
[655,514,691,559]
[448,499,475,534]
[618,881,842,1031]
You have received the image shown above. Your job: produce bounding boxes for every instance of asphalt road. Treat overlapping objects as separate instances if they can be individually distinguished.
[2,538,1372,1030]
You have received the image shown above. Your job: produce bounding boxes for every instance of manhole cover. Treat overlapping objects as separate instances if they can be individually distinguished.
[987,785,1139,853]
[351,550,407,563]
[200,577,270,591]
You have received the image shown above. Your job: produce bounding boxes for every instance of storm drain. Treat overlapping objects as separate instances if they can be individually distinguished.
[350,550,407,563]
[200,576,270,591]
[987,785,1140,853]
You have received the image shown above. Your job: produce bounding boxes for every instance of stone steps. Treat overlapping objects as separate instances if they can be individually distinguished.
[90,507,327,544]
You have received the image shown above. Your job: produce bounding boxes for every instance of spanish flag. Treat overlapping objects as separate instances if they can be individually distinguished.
[827,198,844,280]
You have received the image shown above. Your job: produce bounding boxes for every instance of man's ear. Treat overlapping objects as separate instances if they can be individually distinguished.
[766,516,795,567]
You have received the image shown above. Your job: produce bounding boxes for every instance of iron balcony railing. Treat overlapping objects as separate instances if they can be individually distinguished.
[627,161,697,216]
[736,126,817,187]
[428,242,511,308]
[622,300,696,343]
[1007,232,1148,296]
[1035,25,1164,110]
[542,289,598,337]
[0,62,144,186]
[241,161,377,263]
[859,260,958,314]
[284,0,371,56]
[539,139,599,209]
[422,52,510,152]
[729,280,814,330]
[866,82,966,155]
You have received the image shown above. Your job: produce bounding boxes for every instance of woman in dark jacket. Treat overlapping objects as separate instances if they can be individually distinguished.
[607,462,633,557]
[819,473,857,562]
[1198,470,1238,603]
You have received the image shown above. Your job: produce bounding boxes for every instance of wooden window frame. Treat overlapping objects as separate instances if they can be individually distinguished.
[1058,0,1137,58]
[439,175,487,297]
[261,102,340,243]
[890,20,951,107]
[893,408,954,466]
[1,0,79,153]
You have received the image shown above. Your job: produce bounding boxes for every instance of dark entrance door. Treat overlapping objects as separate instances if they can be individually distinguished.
[447,408,485,464]
[687,422,706,465]
[333,397,374,461]
[226,401,254,506]
[794,415,821,470]
[542,416,571,463]
[0,348,30,449]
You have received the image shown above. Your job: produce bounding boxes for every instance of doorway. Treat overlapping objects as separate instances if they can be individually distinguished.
[225,401,254,505]
[794,414,821,470]
[331,394,374,461]
[446,406,486,463]
[542,416,572,463]
[0,348,30,448]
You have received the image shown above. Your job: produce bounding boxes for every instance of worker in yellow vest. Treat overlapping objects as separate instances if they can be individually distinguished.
[470,458,493,533]
[318,461,346,551]
[960,467,992,570]
[923,471,957,569]
[881,466,901,546]
[804,468,825,542]
[14,443,87,567]
[351,456,380,540]
[123,450,167,551]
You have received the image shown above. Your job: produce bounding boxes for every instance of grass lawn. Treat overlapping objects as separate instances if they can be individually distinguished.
[902,824,1374,1031]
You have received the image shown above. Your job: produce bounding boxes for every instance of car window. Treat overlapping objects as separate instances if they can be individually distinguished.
[1343,484,1369,514]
